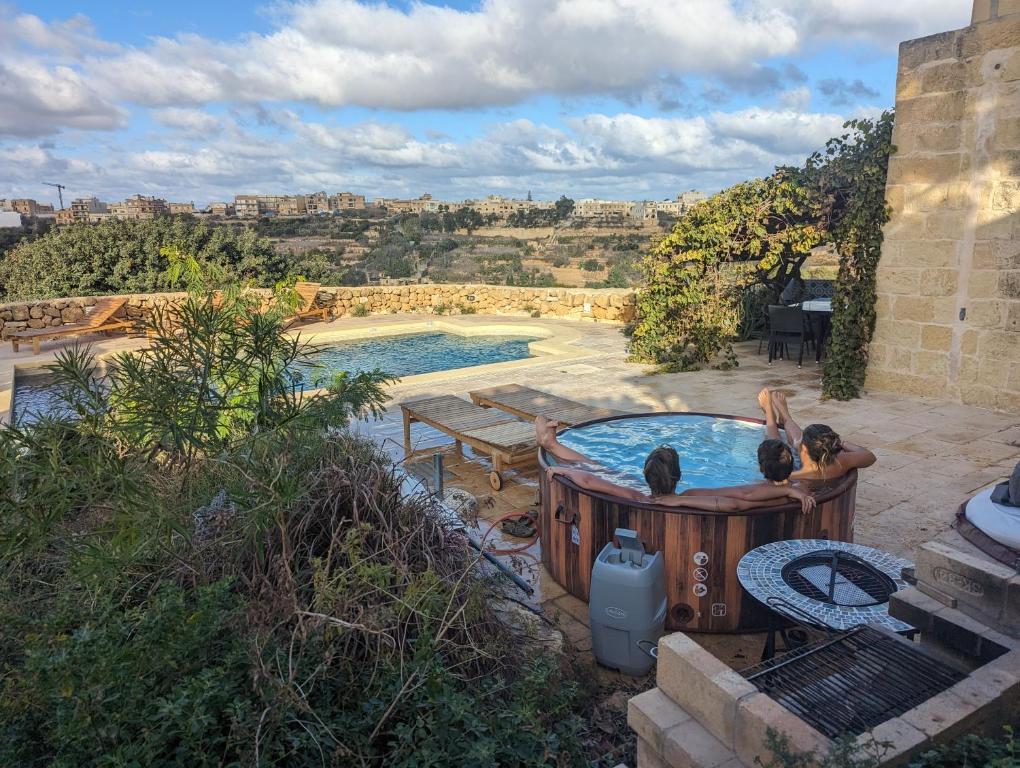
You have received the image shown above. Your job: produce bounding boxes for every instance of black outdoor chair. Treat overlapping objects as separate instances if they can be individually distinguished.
[767,304,811,367]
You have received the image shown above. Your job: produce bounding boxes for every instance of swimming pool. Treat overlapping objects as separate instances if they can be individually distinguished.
[11,331,537,423]
[555,413,772,490]
[291,331,536,387]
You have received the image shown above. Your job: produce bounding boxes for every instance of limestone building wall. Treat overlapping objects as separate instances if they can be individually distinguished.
[866,3,1020,411]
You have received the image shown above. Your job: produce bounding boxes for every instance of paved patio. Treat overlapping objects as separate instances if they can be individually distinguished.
[5,312,1019,671]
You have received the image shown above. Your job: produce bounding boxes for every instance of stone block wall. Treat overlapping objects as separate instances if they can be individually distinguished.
[866,4,1020,411]
[0,284,636,339]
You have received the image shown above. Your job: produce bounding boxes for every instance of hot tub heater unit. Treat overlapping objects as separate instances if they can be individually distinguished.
[589,528,666,676]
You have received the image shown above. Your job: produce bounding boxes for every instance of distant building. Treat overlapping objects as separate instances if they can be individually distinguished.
[62,196,108,224]
[0,211,23,228]
[330,192,366,211]
[109,194,169,219]
[305,191,330,215]
[7,198,54,215]
[573,199,635,220]
[207,202,235,217]
[465,195,545,218]
[168,202,195,215]
[277,195,307,217]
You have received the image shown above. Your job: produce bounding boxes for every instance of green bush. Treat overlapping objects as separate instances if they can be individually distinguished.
[1,582,253,767]
[0,265,591,766]
[352,302,370,317]
[0,217,288,301]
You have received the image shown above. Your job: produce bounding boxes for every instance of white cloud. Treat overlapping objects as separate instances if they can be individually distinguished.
[770,0,969,49]
[152,107,223,134]
[0,106,867,205]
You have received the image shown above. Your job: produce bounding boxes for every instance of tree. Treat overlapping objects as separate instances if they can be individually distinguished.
[554,196,575,221]
[0,217,288,301]
[630,171,823,369]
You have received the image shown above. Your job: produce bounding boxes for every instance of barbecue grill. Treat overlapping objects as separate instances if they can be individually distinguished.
[737,539,914,659]
[741,625,966,739]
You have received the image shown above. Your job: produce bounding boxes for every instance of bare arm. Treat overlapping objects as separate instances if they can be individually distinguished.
[545,466,645,502]
[837,442,877,470]
[680,482,815,513]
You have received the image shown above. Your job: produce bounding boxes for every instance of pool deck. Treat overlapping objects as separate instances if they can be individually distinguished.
[4,313,1019,673]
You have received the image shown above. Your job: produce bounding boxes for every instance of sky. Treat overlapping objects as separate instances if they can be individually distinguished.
[1,0,972,208]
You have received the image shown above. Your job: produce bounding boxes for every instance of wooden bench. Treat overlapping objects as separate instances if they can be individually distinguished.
[9,296,134,354]
[284,281,330,326]
[400,394,538,490]
[468,383,624,427]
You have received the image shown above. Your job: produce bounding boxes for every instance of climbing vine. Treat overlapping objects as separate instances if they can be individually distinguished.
[807,112,895,400]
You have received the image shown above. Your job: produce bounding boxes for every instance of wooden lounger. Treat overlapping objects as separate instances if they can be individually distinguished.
[9,296,134,355]
[284,281,329,326]
[468,383,624,427]
[400,394,537,490]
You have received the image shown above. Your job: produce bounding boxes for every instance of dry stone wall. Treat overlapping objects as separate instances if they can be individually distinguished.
[0,284,636,339]
[867,4,1020,411]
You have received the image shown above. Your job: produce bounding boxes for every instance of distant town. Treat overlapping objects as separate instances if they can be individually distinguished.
[0,190,706,227]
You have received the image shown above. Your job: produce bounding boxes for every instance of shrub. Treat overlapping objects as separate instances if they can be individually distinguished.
[0,263,590,766]
[457,302,477,314]
[630,171,820,370]
[352,302,370,317]
[0,217,288,301]
[432,302,449,315]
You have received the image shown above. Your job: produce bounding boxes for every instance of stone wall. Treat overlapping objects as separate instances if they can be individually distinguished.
[866,3,1020,411]
[0,284,636,339]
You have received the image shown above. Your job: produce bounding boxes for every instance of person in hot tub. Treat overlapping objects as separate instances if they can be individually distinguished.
[757,388,876,481]
[535,415,816,513]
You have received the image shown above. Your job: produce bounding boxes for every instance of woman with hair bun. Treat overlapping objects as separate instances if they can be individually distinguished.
[758,389,876,481]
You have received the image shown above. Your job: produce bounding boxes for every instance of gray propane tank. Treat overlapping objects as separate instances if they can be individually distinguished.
[588,528,666,676]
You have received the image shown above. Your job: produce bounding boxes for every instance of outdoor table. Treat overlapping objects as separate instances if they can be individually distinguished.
[798,298,832,363]
[736,539,914,661]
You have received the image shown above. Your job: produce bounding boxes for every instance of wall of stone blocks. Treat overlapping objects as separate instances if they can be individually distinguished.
[866,5,1020,411]
[0,284,636,340]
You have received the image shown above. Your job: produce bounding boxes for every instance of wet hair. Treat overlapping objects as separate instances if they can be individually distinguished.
[757,439,794,482]
[644,445,681,495]
[802,424,843,466]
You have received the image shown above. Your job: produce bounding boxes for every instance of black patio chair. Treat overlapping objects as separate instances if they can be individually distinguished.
[767,304,810,367]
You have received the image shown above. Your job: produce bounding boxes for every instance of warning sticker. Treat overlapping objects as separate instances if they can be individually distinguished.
[570,524,580,546]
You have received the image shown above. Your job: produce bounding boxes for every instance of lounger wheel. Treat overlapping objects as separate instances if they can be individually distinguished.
[489,471,503,491]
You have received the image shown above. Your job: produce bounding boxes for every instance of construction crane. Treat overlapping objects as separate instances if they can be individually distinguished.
[44,182,66,210]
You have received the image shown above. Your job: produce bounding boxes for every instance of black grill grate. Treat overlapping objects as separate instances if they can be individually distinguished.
[741,626,965,739]
[781,550,897,607]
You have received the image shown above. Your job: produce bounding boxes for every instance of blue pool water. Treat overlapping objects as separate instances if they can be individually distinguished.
[291,332,535,387]
[12,332,536,423]
[555,414,776,491]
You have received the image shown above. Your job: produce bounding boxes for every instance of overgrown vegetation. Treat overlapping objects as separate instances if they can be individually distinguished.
[759,725,1019,768]
[0,260,594,766]
[630,112,894,391]
[809,113,895,400]
[630,170,821,371]
[0,217,288,301]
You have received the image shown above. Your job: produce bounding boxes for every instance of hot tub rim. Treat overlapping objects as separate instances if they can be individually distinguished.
[539,410,858,516]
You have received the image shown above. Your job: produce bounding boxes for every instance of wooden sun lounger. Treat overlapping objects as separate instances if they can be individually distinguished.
[400,394,538,490]
[9,296,134,354]
[284,281,329,326]
[468,383,624,427]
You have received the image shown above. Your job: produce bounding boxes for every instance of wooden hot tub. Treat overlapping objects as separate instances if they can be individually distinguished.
[538,413,857,633]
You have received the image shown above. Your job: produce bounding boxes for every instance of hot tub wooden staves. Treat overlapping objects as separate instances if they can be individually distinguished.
[538,438,857,634]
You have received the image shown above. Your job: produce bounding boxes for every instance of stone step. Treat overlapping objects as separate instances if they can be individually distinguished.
[630,689,743,768]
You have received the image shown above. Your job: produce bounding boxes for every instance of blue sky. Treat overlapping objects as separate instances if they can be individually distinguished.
[2,1,970,207]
